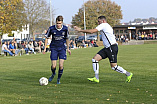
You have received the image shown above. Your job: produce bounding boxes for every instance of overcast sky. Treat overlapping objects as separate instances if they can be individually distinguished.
[46,0,157,24]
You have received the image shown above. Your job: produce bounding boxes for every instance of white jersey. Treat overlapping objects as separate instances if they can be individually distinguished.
[2,44,7,51]
[96,23,117,48]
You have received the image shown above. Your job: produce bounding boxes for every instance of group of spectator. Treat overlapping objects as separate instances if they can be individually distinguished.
[116,34,129,43]
[116,31,157,43]
[1,38,45,56]
[133,31,157,40]
[1,37,99,56]
[69,38,98,49]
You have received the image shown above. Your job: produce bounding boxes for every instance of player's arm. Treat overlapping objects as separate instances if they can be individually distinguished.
[74,26,98,34]
[44,38,48,52]
[66,38,71,55]
[44,27,51,52]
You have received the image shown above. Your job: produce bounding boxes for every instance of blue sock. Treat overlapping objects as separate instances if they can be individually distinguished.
[58,69,63,80]
[51,66,56,75]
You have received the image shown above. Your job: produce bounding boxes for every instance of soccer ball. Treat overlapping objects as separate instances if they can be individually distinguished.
[39,77,48,86]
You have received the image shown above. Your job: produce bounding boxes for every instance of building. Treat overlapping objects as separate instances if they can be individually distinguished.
[2,24,32,40]
[113,24,157,40]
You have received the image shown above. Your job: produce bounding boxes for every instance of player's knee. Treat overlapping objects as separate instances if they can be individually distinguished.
[59,65,63,70]
[111,65,118,71]
[52,65,56,69]
[92,58,98,63]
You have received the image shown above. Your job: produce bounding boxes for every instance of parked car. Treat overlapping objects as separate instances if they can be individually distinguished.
[2,39,13,44]
[78,36,85,42]
[15,38,21,43]
[35,38,43,42]
[87,35,97,41]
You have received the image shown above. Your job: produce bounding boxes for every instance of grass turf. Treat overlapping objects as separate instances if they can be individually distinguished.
[0,44,157,104]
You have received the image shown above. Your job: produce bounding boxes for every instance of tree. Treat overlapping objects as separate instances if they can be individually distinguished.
[0,0,26,44]
[24,0,55,40]
[72,0,123,40]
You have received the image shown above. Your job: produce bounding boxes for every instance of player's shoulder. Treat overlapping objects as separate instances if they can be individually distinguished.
[49,25,55,29]
[62,25,68,30]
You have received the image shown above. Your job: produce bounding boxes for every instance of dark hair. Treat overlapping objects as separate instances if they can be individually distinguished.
[56,15,63,22]
[98,16,106,20]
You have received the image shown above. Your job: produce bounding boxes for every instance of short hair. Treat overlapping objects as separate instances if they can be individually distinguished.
[56,15,63,22]
[98,16,106,21]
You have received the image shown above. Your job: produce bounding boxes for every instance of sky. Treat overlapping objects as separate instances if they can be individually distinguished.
[46,0,157,24]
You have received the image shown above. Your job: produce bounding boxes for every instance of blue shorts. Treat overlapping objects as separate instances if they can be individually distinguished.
[50,48,66,60]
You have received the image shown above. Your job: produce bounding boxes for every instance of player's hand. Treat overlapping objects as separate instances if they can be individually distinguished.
[67,49,71,55]
[43,48,46,54]
[74,26,81,32]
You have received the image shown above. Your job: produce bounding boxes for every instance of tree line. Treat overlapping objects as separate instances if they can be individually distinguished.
[0,0,123,44]
[0,0,54,42]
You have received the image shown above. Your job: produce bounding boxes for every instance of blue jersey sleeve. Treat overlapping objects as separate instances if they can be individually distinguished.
[65,26,69,39]
[45,27,51,38]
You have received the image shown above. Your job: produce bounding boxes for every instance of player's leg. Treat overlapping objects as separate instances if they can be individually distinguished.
[51,60,57,75]
[49,49,58,82]
[57,48,66,84]
[88,50,104,83]
[92,54,102,79]
[109,45,133,82]
[49,60,57,82]
[110,63,130,75]
[110,63,133,82]
[57,59,64,84]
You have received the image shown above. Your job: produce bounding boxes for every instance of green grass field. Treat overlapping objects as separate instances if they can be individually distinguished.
[0,44,157,104]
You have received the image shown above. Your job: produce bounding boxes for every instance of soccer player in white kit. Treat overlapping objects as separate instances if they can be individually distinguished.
[74,16,133,83]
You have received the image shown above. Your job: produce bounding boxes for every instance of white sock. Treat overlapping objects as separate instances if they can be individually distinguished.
[92,59,99,79]
[112,65,126,74]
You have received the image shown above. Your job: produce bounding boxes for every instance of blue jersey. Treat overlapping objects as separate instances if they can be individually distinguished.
[45,25,69,48]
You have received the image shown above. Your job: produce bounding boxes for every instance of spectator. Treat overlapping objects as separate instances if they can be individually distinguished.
[24,41,29,55]
[132,34,135,40]
[121,35,124,42]
[34,41,41,53]
[93,40,98,47]
[81,40,86,48]
[141,32,144,40]
[124,35,128,42]
[45,38,51,52]
[9,40,20,55]
[18,41,25,55]
[38,40,45,52]
[1,41,14,56]
[13,38,17,49]
[149,33,153,40]
[138,34,142,40]
[144,32,147,40]
[69,40,74,49]
[155,33,157,39]
[28,41,36,54]
[73,40,76,49]
[86,40,91,47]
[6,41,10,49]
[75,36,78,47]
[91,40,94,47]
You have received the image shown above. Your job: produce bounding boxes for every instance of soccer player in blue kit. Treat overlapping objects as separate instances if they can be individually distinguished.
[74,16,133,83]
[44,15,71,84]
